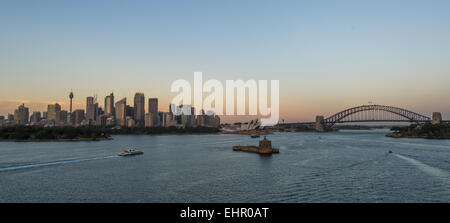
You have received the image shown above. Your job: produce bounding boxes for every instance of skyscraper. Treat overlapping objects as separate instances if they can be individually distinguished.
[115,98,127,126]
[47,103,61,121]
[30,112,41,124]
[86,96,98,121]
[126,105,134,118]
[104,93,115,116]
[14,104,29,125]
[56,110,68,125]
[74,109,85,125]
[148,98,158,115]
[148,98,159,126]
[134,93,145,126]
[145,113,155,127]
[7,114,14,122]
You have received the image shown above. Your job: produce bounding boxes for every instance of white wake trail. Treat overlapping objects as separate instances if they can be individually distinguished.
[392,153,450,184]
[0,155,118,172]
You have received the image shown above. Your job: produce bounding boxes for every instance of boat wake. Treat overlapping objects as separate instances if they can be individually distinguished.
[392,153,450,183]
[0,155,118,172]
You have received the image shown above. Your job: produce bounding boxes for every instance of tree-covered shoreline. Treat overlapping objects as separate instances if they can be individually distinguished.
[0,126,110,141]
[387,123,450,139]
[0,126,220,141]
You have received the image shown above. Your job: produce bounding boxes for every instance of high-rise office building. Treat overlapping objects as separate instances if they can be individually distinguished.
[7,114,14,121]
[126,116,135,127]
[14,104,29,125]
[47,103,61,121]
[74,109,85,125]
[87,96,94,107]
[97,114,108,126]
[115,98,127,126]
[56,110,68,125]
[148,98,159,126]
[134,93,145,126]
[86,96,98,121]
[161,112,177,127]
[149,98,158,115]
[145,113,156,127]
[126,105,134,118]
[30,112,41,124]
[169,104,175,115]
[104,93,115,116]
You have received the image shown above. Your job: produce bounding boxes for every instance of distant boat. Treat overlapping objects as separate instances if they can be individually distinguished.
[388,150,392,154]
[119,149,143,156]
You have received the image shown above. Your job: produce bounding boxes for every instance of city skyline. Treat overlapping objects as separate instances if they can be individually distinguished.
[1,1,450,121]
[1,87,449,123]
[0,91,221,128]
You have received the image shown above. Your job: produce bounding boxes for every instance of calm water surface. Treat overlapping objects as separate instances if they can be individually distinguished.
[1,129,450,202]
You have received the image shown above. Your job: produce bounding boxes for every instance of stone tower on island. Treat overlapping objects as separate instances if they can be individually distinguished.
[259,137,273,154]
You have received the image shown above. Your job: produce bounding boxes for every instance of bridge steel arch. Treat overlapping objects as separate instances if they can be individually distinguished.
[323,105,431,129]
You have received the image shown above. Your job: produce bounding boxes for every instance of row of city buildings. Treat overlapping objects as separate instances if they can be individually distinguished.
[0,92,220,128]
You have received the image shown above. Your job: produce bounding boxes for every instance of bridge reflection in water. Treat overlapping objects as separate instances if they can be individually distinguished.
[279,104,447,132]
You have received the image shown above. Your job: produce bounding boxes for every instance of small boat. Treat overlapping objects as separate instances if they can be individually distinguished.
[119,149,144,156]
[388,150,392,154]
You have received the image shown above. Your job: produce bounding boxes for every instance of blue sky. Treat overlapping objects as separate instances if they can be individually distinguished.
[1,0,450,121]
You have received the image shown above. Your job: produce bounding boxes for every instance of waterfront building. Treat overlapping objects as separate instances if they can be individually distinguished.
[196,109,220,128]
[106,116,115,126]
[197,109,207,126]
[97,114,108,126]
[207,114,221,128]
[126,116,135,127]
[134,93,145,126]
[0,116,4,126]
[145,113,156,127]
[14,104,29,125]
[161,112,177,127]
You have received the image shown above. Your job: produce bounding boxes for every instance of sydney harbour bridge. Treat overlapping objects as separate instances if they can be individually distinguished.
[278,104,448,132]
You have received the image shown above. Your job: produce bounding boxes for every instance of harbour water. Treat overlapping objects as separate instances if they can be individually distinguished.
[1,129,450,202]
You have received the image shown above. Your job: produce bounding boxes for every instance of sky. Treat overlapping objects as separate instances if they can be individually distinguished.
[1,0,450,122]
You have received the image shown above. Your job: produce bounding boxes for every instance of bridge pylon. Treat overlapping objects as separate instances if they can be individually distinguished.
[315,116,325,132]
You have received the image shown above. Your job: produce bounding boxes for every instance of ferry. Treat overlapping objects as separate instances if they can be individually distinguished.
[119,149,144,156]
